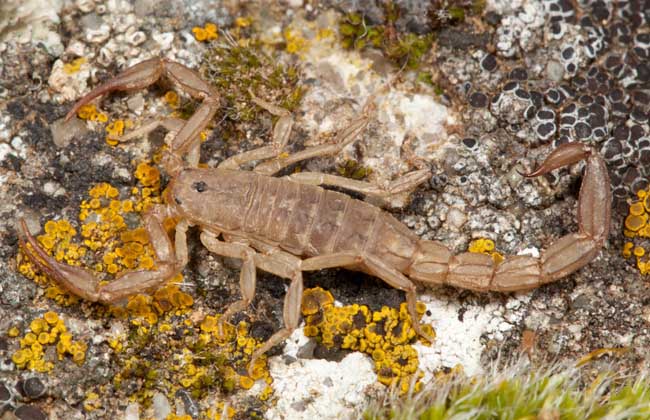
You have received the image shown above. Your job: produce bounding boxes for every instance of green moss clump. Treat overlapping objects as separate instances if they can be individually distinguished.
[364,364,650,420]
[201,38,303,124]
[338,12,432,70]
[338,0,490,70]
[336,159,373,180]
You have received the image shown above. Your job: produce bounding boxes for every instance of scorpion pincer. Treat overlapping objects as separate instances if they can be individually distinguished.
[18,57,611,372]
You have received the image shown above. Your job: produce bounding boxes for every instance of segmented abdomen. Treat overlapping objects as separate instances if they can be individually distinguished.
[241,174,419,271]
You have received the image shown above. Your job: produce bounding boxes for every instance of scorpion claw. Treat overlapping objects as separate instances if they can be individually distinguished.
[523,142,592,178]
[18,219,102,301]
[65,57,165,122]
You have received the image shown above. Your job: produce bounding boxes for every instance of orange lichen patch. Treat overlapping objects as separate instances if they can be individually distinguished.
[625,214,647,232]
[76,104,108,123]
[106,119,125,139]
[164,90,180,109]
[235,17,252,28]
[112,315,275,406]
[83,391,102,412]
[468,238,504,264]
[284,28,309,55]
[11,311,87,372]
[108,278,194,326]
[207,402,237,419]
[134,161,161,189]
[192,22,219,42]
[302,287,433,392]
[63,57,87,74]
[301,287,335,315]
[18,159,168,306]
[623,187,650,275]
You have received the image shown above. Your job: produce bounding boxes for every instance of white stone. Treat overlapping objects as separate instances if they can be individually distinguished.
[48,59,91,103]
[152,392,171,420]
[266,353,376,420]
[123,403,140,420]
[152,31,174,50]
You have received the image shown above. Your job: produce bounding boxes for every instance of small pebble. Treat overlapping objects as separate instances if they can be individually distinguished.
[0,382,10,402]
[14,405,47,420]
[152,392,171,420]
[17,378,45,400]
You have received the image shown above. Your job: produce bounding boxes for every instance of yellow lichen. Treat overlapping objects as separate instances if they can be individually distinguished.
[8,326,20,337]
[207,402,236,420]
[10,312,87,372]
[63,57,87,74]
[192,22,219,42]
[76,104,108,123]
[83,391,102,412]
[622,186,650,275]
[468,238,504,264]
[235,17,251,28]
[106,119,125,144]
[284,28,309,55]
[164,90,180,108]
[301,287,433,391]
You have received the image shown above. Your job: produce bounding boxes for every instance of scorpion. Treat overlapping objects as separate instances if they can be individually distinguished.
[18,58,611,372]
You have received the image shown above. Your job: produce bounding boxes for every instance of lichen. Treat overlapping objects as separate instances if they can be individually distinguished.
[10,311,88,372]
[623,187,650,275]
[302,287,433,393]
[468,238,504,264]
[192,22,219,42]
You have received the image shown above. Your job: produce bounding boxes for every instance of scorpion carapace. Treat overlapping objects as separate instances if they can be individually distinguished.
[18,58,611,373]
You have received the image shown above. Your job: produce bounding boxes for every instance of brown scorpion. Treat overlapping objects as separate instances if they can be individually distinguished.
[18,58,611,371]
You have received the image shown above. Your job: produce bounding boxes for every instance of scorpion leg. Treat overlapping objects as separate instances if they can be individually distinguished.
[114,118,186,143]
[111,118,202,167]
[18,207,188,303]
[300,251,434,343]
[199,231,257,335]
[217,91,294,170]
[249,92,294,153]
[247,262,302,376]
[65,57,165,121]
[253,116,369,176]
[363,254,435,343]
[200,232,305,375]
[287,168,431,199]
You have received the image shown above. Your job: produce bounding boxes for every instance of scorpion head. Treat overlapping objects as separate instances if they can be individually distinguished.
[160,150,184,178]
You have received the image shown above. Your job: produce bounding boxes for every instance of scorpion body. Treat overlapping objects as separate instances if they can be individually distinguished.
[18,58,611,373]
[171,168,417,271]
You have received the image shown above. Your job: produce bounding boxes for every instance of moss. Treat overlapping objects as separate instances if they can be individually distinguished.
[200,36,303,126]
[364,363,650,419]
[338,11,432,70]
[336,159,373,180]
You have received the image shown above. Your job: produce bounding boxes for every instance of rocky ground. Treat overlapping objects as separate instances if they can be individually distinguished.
[0,0,649,419]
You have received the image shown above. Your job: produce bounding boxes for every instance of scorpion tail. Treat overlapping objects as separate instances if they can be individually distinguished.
[407,142,610,292]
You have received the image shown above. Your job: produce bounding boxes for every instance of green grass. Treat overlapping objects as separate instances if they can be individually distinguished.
[364,361,650,420]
